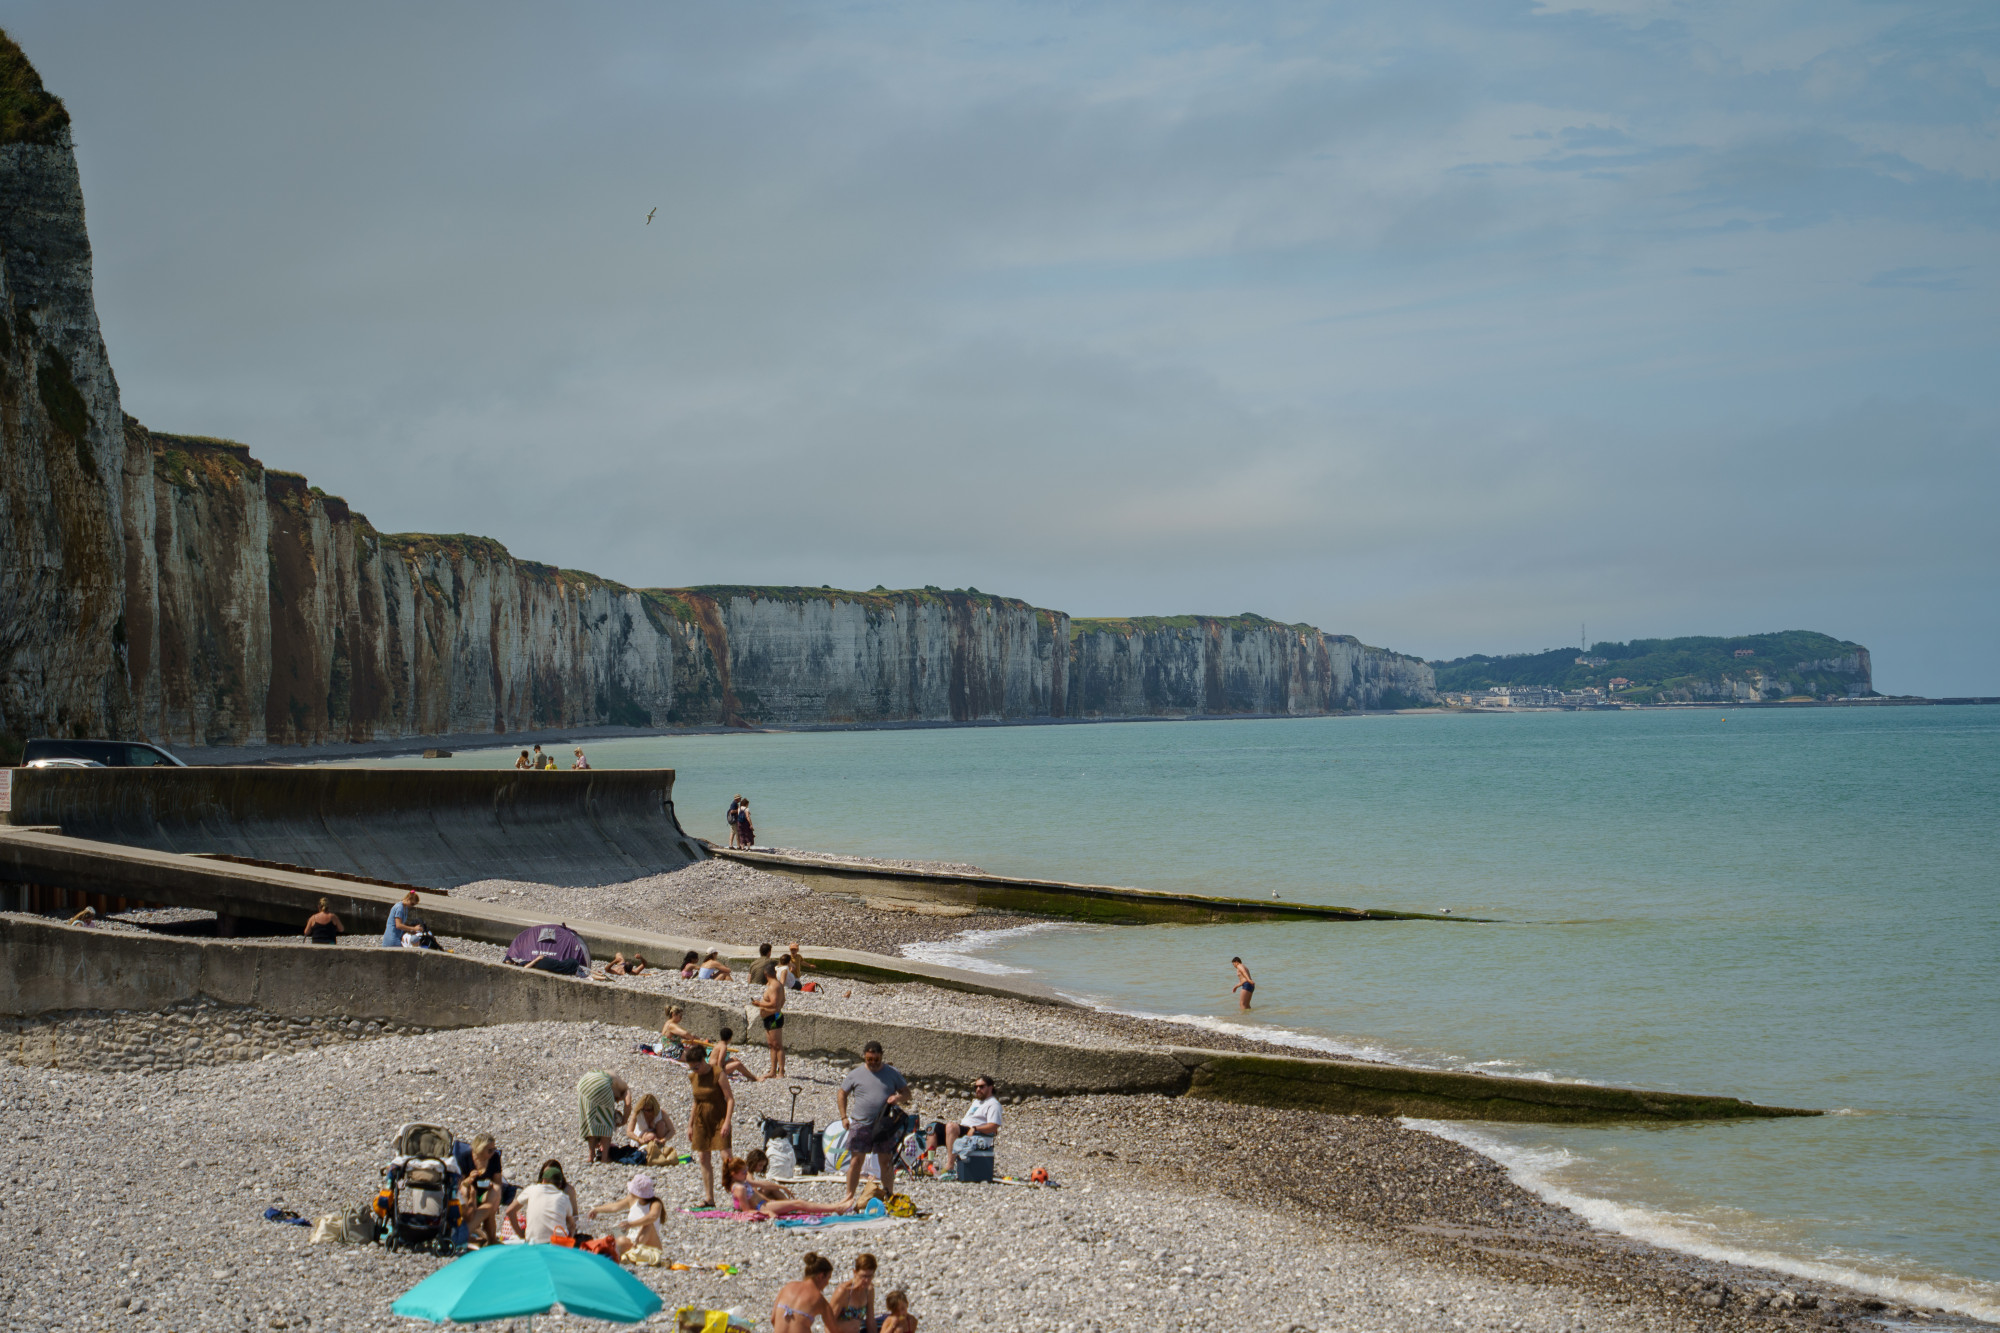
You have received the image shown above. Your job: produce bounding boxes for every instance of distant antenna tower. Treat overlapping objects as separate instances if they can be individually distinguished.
[1580,622,1586,652]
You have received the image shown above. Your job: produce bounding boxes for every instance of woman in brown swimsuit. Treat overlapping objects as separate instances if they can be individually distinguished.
[684,1041,734,1207]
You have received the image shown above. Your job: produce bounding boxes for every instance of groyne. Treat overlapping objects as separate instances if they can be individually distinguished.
[0,915,1817,1123]
[713,847,1480,925]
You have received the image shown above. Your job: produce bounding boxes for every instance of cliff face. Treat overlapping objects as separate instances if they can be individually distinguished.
[0,34,1434,754]
[1069,617,1436,717]
[656,589,1069,727]
[0,96,134,746]
[125,427,694,746]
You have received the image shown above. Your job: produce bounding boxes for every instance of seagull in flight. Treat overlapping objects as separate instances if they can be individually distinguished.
[646,207,657,225]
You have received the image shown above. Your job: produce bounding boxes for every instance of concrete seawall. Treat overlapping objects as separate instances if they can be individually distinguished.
[5,767,704,888]
[0,916,1818,1123]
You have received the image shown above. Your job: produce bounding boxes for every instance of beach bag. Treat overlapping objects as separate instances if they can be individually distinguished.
[764,1137,798,1179]
[821,1121,849,1172]
[310,1215,345,1245]
[344,1204,381,1244]
[885,1193,916,1218]
[583,1236,620,1259]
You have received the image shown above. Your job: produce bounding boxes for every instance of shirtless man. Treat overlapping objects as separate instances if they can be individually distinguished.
[1232,956,1255,1010]
[755,965,787,1078]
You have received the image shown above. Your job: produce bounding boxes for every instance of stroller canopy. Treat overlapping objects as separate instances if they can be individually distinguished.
[505,923,591,972]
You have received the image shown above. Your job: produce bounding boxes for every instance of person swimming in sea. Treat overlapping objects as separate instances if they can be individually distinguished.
[1231,956,1255,1010]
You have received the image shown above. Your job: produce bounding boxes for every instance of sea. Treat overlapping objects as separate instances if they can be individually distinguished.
[373,706,2000,1317]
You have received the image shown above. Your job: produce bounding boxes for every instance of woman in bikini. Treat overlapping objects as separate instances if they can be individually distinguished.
[659,1003,693,1059]
[725,1157,855,1220]
[772,1253,839,1333]
[827,1253,878,1333]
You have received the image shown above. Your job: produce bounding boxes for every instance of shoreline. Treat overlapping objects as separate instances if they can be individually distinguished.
[60,847,1996,1326]
[140,696,2000,766]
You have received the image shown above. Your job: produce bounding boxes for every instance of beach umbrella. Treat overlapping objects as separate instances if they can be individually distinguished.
[391,1246,662,1325]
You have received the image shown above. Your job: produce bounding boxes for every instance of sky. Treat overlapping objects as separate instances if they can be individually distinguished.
[11,1,1999,694]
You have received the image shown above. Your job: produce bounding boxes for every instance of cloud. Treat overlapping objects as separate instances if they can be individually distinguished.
[7,0,1998,693]
[1864,265,1972,291]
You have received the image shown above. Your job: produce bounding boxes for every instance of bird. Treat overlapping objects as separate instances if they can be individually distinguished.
[646,207,657,224]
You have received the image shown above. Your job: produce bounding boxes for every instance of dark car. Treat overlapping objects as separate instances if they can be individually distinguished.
[21,738,187,768]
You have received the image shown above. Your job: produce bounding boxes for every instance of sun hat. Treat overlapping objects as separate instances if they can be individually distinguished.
[629,1174,656,1200]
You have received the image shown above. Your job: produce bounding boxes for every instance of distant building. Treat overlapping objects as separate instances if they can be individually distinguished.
[1576,655,1608,667]
[1734,648,1755,658]
[1608,677,1631,691]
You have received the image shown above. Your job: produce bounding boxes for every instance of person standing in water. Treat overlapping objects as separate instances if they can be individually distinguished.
[1231,956,1255,1010]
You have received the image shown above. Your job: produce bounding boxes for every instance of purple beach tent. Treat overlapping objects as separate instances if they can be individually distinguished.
[505,923,592,975]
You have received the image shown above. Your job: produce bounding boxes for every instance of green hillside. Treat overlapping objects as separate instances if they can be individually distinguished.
[1432,631,1872,703]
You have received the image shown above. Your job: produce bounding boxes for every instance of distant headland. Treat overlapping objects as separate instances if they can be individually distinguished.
[1434,632,1873,706]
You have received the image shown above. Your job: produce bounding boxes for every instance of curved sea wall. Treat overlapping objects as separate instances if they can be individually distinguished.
[0,34,1431,755]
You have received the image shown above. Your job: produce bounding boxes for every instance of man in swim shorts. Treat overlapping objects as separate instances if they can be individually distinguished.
[754,963,787,1078]
[1232,956,1255,1010]
[838,1042,908,1202]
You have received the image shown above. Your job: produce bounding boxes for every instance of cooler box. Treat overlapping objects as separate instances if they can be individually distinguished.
[956,1148,996,1183]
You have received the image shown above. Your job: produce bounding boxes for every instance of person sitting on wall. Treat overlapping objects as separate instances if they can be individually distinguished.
[302,897,344,945]
[381,891,422,948]
[677,950,702,979]
[696,951,734,981]
[926,1076,1002,1163]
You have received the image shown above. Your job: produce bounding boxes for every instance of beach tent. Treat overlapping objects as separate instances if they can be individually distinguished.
[505,924,591,975]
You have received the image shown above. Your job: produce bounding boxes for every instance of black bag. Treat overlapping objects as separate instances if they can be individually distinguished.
[760,1118,824,1176]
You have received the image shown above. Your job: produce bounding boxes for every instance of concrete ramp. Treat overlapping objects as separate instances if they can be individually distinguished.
[3,768,703,889]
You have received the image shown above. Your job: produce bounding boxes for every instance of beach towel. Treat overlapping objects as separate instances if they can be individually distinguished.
[578,1071,619,1140]
[772,1216,912,1233]
[680,1208,768,1223]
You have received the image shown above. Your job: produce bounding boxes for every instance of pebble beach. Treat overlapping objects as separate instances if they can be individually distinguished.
[3,1018,1955,1333]
[1,856,1981,1332]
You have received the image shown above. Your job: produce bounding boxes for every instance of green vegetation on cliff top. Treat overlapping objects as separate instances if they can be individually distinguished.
[0,30,69,146]
[1071,612,1317,639]
[1432,631,1870,699]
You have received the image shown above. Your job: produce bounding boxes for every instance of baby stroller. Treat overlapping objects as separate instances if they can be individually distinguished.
[379,1122,461,1253]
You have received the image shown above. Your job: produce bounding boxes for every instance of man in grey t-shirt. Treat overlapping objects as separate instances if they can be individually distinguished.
[837,1040,909,1201]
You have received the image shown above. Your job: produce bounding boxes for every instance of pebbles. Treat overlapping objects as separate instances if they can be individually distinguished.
[0,1019,1948,1333]
[455,857,1045,957]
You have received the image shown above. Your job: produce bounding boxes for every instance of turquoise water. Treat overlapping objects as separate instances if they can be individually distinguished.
[371,708,2000,1316]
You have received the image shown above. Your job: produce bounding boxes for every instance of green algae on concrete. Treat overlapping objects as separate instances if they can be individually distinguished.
[1178,1051,1820,1124]
[714,846,1481,925]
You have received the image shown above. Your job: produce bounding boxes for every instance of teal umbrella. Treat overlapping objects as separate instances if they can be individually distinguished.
[391,1245,664,1324]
